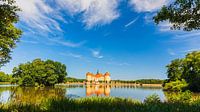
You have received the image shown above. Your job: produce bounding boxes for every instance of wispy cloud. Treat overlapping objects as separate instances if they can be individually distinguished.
[129,0,168,12]
[182,48,200,53]
[56,0,120,29]
[47,38,87,48]
[21,40,39,44]
[158,21,173,32]
[91,50,104,59]
[16,0,63,33]
[167,49,176,56]
[125,16,139,28]
[174,32,200,40]
[60,52,83,59]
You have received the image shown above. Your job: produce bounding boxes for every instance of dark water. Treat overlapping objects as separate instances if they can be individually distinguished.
[0,85,165,104]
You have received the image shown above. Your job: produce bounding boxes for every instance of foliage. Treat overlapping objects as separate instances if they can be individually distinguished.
[0,71,11,82]
[144,94,161,104]
[1,96,200,112]
[12,59,67,86]
[64,77,85,83]
[0,0,22,67]
[166,59,183,81]
[112,79,164,84]
[165,91,192,103]
[182,51,200,91]
[154,0,200,31]
[164,51,200,92]
[163,79,188,92]
[135,79,164,84]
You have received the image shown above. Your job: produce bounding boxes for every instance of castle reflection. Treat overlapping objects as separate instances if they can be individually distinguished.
[86,85,111,96]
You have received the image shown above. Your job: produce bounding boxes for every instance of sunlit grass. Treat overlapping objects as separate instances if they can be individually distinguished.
[1,96,200,112]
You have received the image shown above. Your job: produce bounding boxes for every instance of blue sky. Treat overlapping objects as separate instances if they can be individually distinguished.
[1,0,200,80]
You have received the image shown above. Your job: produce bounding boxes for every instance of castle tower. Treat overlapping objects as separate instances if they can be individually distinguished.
[104,72,111,82]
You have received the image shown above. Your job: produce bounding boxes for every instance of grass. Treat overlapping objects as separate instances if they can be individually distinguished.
[1,96,200,112]
[0,82,11,85]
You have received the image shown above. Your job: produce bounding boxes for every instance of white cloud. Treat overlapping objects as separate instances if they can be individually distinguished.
[129,0,168,12]
[15,0,62,33]
[56,0,120,28]
[91,50,104,59]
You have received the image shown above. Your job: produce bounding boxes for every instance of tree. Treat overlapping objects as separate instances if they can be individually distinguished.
[0,71,11,82]
[182,51,200,91]
[166,59,183,81]
[12,59,67,86]
[154,0,200,31]
[164,51,200,92]
[0,0,22,67]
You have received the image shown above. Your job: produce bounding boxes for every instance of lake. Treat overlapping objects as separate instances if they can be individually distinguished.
[0,85,165,104]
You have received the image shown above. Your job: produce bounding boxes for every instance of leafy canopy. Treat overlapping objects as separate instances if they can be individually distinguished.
[12,59,67,86]
[0,71,11,82]
[164,51,200,92]
[154,0,200,31]
[0,0,22,67]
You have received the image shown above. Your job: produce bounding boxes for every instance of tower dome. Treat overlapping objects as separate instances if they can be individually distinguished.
[104,72,110,76]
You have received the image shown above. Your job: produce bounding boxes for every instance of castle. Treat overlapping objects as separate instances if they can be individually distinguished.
[86,71,111,82]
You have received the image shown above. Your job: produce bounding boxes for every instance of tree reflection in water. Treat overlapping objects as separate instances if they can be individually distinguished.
[0,87,66,104]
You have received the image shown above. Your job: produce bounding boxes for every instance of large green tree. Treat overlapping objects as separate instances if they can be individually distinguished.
[182,51,200,91]
[12,59,67,86]
[154,0,200,31]
[164,51,200,92]
[166,59,183,81]
[0,0,22,67]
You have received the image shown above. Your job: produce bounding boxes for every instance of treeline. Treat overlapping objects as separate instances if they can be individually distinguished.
[0,71,11,82]
[112,79,164,84]
[64,77,85,83]
[63,78,164,84]
[135,79,164,84]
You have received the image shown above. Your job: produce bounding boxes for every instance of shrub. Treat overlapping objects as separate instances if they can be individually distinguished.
[163,79,188,92]
[165,90,192,103]
[144,94,161,104]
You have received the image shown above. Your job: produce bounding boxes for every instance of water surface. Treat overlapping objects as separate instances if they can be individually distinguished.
[0,85,165,104]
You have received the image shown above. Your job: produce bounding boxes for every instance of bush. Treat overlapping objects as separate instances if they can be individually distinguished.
[163,79,188,92]
[144,94,161,104]
[165,91,192,103]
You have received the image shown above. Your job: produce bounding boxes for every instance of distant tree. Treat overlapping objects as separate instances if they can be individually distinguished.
[0,71,11,82]
[12,59,67,86]
[154,0,200,31]
[0,0,22,67]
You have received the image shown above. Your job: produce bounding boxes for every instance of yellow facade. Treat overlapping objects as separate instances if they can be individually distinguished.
[86,72,111,82]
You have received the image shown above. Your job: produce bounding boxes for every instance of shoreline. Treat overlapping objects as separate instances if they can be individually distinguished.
[57,82,163,88]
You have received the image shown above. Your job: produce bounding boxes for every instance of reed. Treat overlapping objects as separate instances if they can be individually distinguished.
[1,96,200,112]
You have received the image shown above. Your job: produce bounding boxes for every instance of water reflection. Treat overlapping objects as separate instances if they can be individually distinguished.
[0,85,166,104]
[0,87,66,104]
[86,85,111,96]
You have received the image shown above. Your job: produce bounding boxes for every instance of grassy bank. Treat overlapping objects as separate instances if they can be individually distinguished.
[1,96,200,112]
[0,82,11,85]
